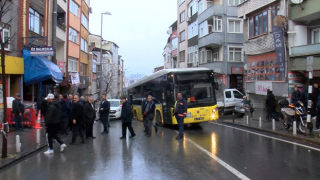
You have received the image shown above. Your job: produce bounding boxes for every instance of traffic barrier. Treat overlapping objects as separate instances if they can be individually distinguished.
[293,121,297,136]
[246,116,249,125]
[259,117,262,128]
[272,119,275,131]
[16,135,21,153]
[35,110,42,129]
[36,129,40,144]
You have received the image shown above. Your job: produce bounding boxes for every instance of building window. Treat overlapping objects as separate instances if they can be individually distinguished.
[229,47,242,62]
[199,49,205,63]
[188,0,198,17]
[180,0,185,5]
[188,46,198,63]
[81,13,88,29]
[69,0,79,17]
[199,21,208,38]
[213,16,222,32]
[69,27,78,43]
[167,54,170,63]
[68,57,77,72]
[172,38,178,50]
[312,28,320,44]
[83,0,89,6]
[213,48,219,61]
[271,4,280,25]
[228,0,243,6]
[81,38,88,52]
[180,11,185,23]
[188,20,198,39]
[179,50,185,62]
[80,63,88,76]
[29,8,43,34]
[180,30,186,42]
[92,59,97,73]
[198,0,204,14]
[0,24,10,50]
[249,10,268,38]
[97,65,102,72]
[206,50,212,62]
[228,19,242,33]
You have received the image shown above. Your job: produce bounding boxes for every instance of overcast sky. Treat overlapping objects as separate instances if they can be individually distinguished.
[89,0,177,76]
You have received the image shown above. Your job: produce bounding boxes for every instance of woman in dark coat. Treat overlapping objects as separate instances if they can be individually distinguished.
[84,96,96,138]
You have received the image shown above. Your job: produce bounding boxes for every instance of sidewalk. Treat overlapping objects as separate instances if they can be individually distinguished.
[0,128,48,170]
[219,116,320,145]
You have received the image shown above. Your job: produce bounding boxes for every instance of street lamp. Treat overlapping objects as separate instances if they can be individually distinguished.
[100,11,112,99]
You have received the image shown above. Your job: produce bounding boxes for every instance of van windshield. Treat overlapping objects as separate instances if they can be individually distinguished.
[110,101,120,107]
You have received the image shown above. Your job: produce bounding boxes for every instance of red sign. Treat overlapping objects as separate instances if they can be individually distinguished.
[57,60,64,72]
[232,67,243,74]
[222,75,227,86]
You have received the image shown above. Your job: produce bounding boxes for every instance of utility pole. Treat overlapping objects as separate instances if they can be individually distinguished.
[52,0,57,64]
[99,13,103,100]
[306,56,313,135]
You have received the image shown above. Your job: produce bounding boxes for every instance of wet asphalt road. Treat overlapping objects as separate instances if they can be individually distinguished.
[0,119,320,180]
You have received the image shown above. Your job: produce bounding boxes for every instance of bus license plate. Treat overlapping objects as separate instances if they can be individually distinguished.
[194,117,204,121]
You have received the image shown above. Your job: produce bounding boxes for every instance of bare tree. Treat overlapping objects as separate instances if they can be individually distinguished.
[0,0,18,158]
[101,63,117,98]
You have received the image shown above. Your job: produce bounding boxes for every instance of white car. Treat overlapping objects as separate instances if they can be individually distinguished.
[108,99,122,119]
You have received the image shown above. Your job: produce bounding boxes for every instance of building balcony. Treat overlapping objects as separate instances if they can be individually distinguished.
[56,26,66,42]
[238,0,277,18]
[198,32,223,48]
[290,0,320,21]
[198,4,223,23]
[291,43,320,57]
[57,0,67,12]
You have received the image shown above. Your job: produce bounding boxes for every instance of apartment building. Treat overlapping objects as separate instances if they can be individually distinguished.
[238,0,288,118]
[163,21,178,69]
[177,0,189,68]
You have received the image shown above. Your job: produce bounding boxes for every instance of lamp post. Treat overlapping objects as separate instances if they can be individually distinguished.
[100,12,112,99]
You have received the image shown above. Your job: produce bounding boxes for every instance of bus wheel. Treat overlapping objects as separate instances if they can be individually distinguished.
[156,112,164,127]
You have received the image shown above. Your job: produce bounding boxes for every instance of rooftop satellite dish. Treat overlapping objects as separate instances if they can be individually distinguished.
[290,0,303,4]
[274,15,288,28]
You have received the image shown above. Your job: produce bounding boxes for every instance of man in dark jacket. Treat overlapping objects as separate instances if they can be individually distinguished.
[311,82,319,118]
[291,85,302,104]
[60,94,70,135]
[44,94,66,155]
[84,96,96,138]
[99,94,110,134]
[174,93,188,139]
[120,96,136,139]
[68,94,73,131]
[12,93,25,131]
[266,89,276,121]
[70,94,85,144]
[142,95,157,137]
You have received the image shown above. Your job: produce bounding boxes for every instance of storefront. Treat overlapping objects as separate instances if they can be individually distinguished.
[230,67,244,93]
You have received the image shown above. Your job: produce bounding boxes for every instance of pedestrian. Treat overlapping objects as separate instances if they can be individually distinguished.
[302,85,308,110]
[142,95,158,137]
[311,82,319,119]
[84,96,96,139]
[44,94,67,154]
[80,96,86,106]
[36,95,46,117]
[174,93,188,140]
[291,85,302,104]
[120,96,136,139]
[70,94,85,144]
[315,91,320,131]
[68,94,74,131]
[12,93,26,132]
[60,94,70,135]
[244,96,254,121]
[266,89,275,121]
[99,94,110,134]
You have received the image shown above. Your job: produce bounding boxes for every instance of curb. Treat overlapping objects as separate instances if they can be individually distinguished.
[220,121,320,146]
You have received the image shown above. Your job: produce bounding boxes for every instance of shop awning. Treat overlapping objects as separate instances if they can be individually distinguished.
[23,50,63,86]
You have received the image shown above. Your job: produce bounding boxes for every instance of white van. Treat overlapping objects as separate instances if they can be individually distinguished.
[217,89,244,115]
[108,99,122,119]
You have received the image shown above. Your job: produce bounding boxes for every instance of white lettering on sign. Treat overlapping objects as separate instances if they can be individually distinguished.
[255,82,272,95]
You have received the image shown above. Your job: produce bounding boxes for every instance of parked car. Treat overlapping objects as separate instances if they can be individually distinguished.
[108,99,122,119]
[234,100,245,117]
[217,89,244,115]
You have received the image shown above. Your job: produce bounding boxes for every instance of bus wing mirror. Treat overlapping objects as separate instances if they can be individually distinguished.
[215,82,219,90]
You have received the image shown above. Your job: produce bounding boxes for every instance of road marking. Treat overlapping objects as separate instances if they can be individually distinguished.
[177,131,251,180]
[209,122,320,152]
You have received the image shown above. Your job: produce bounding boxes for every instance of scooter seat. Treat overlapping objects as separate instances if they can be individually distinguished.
[281,108,296,116]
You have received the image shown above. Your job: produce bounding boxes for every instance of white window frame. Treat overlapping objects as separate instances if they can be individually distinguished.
[198,0,204,14]
[199,49,205,64]
[228,18,242,33]
[228,46,243,62]
[199,21,208,38]
[81,13,88,29]
[29,8,42,34]
[92,59,97,73]
[172,38,178,50]
[213,16,222,32]
[228,0,242,6]
[180,30,186,42]
[81,38,88,52]
[188,0,198,18]
[180,11,185,23]
[213,48,219,61]
[311,28,320,44]
[180,0,185,5]
[0,25,11,51]
[70,0,79,17]
[188,20,198,39]
[69,27,78,43]
[206,50,212,63]
[68,57,77,72]
[188,46,198,63]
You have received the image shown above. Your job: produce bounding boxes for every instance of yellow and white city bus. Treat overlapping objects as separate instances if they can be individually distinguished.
[127,68,219,126]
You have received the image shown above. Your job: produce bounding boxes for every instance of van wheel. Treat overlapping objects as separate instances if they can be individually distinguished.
[156,112,164,127]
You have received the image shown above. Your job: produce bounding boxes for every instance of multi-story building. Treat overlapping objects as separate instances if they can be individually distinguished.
[198,0,245,93]
[177,0,189,68]
[238,0,288,118]
[118,57,125,97]
[163,21,178,69]
[287,0,320,96]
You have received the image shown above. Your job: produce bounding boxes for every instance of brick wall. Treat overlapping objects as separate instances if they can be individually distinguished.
[244,34,275,55]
